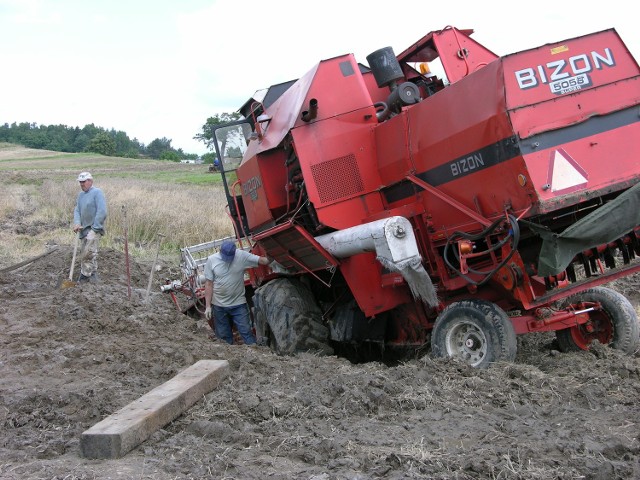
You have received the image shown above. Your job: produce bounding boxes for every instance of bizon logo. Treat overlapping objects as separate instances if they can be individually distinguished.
[242,176,262,201]
[514,47,616,95]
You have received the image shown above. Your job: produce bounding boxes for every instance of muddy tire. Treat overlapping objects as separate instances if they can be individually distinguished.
[431,299,517,368]
[252,278,333,356]
[556,287,639,354]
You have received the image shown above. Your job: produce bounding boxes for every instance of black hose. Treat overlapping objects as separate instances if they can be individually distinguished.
[443,215,520,286]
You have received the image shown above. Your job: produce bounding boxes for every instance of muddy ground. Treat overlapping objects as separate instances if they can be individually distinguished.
[1,242,640,480]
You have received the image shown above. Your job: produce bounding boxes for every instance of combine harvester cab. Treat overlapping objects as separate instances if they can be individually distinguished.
[194,26,640,368]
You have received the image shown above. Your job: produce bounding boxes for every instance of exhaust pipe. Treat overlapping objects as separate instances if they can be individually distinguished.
[301,98,318,122]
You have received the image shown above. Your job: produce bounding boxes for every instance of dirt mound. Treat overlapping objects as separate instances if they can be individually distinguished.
[1,246,640,479]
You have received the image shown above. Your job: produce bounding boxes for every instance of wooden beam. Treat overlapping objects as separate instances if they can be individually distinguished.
[80,359,228,459]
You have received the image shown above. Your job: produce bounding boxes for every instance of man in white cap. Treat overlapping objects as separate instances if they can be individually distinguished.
[203,240,270,344]
[73,172,108,283]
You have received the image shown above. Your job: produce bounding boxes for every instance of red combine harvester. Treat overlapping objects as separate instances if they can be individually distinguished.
[167,26,640,367]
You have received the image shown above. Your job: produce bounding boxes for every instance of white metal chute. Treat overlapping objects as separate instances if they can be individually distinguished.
[314,216,438,307]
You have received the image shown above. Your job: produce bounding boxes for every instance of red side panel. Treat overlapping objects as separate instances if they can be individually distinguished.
[520,122,640,214]
[239,149,289,230]
[290,56,386,229]
[504,29,640,212]
[510,78,640,139]
[376,113,412,186]
[293,109,385,229]
[379,60,530,231]
[340,253,412,317]
[504,29,639,112]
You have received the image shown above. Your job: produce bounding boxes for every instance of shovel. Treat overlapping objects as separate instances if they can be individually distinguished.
[61,232,80,289]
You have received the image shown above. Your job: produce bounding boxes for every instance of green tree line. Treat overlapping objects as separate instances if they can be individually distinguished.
[0,122,199,161]
[2,112,248,163]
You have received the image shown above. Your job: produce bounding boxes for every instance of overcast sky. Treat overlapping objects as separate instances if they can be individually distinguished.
[1,0,638,155]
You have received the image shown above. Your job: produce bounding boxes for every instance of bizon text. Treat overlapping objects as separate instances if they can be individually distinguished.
[514,48,615,95]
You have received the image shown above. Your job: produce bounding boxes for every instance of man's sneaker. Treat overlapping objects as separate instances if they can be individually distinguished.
[89,273,99,284]
[78,273,91,283]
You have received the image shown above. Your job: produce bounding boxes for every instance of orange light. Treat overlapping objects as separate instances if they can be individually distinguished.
[419,63,431,74]
[458,240,473,254]
[517,174,527,187]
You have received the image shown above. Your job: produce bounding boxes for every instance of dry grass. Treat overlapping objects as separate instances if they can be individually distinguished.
[0,145,233,267]
[0,183,29,218]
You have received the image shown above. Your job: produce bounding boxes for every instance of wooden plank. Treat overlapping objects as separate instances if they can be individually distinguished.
[80,359,228,459]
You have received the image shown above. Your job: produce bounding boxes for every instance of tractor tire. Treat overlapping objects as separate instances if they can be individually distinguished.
[431,299,517,368]
[555,286,639,354]
[252,278,333,356]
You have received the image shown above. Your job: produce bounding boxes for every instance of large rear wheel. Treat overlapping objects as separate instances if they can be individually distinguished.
[555,286,639,354]
[252,278,333,356]
[431,299,517,368]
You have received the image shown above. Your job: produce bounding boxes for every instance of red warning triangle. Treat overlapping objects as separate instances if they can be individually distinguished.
[547,148,588,193]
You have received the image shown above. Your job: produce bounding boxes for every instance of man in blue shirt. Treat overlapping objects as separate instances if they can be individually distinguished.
[73,172,108,283]
[204,240,270,344]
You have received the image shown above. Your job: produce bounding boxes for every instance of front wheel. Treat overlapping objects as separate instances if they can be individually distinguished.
[252,278,333,356]
[431,299,517,368]
[555,286,639,354]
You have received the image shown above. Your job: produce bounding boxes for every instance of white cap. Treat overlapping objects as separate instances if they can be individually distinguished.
[77,172,93,182]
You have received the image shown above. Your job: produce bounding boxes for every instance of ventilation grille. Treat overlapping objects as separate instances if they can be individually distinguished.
[310,154,364,204]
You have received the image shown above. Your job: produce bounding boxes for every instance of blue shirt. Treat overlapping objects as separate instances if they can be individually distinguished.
[74,186,107,237]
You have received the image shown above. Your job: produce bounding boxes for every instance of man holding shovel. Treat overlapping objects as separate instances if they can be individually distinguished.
[73,172,107,283]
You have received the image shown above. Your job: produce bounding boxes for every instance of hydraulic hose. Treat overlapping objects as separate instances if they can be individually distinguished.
[443,214,520,286]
